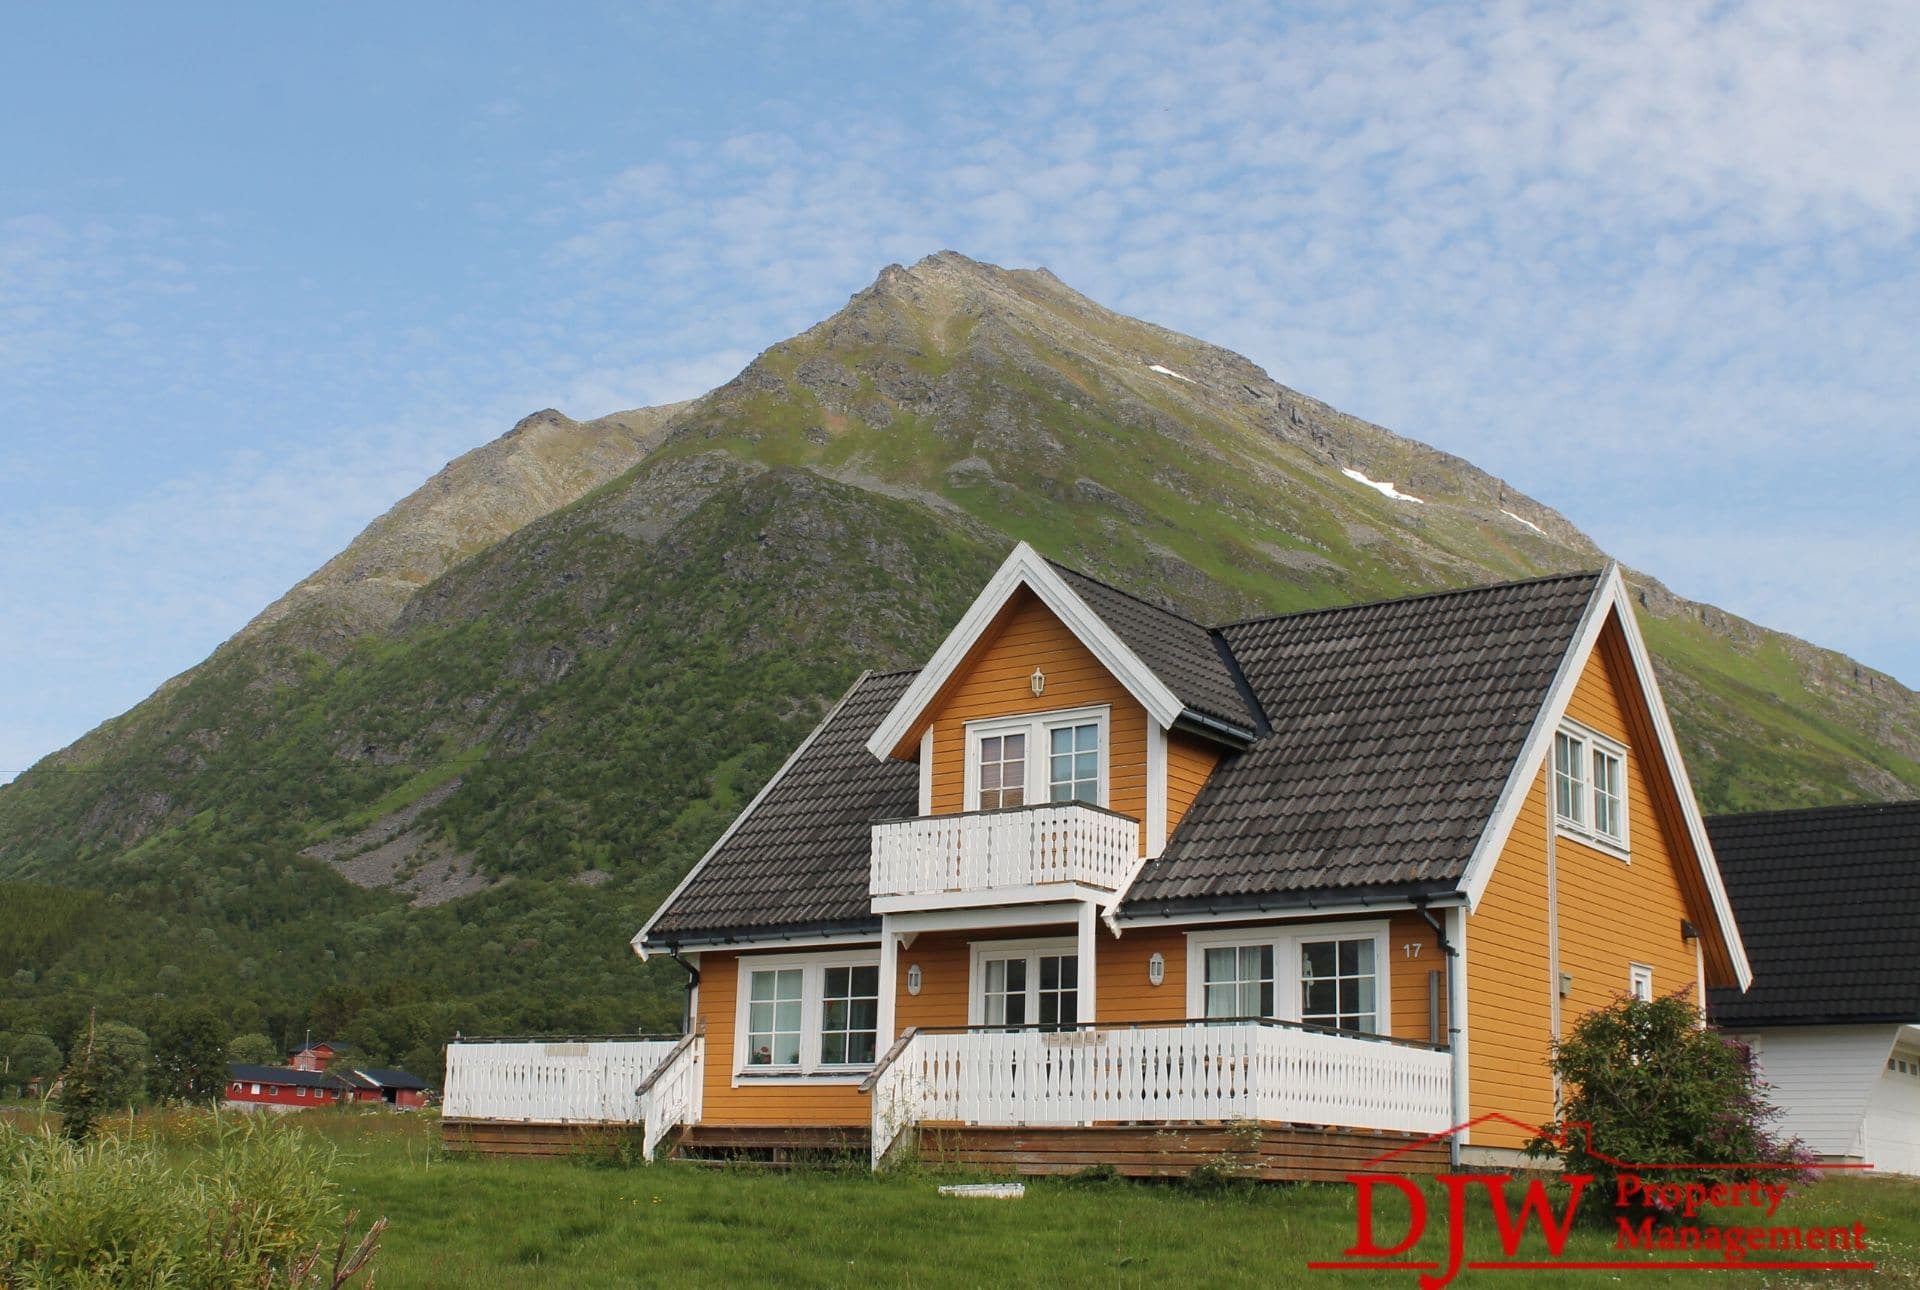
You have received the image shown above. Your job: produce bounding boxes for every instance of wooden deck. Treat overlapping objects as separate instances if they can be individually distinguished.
[913,1122,1447,1182]
[440,1118,645,1158]
[443,1116,1444,1180]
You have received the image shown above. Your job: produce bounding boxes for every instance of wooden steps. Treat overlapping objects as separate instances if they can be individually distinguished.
[672,1124,870,1167]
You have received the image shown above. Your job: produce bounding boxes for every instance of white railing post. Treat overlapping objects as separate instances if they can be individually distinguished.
[637,1035,704,1163]
[852,1021,1452,1138]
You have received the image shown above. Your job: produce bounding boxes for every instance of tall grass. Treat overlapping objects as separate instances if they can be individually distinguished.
[0,1111,376,1287]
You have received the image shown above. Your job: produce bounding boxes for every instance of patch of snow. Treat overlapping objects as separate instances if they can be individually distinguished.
[1147,363,1196,383]
[1501,508,1546,535]
[1340,466,1425,505]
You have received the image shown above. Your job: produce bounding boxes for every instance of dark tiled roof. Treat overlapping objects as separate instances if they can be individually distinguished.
[229,1064,345,1089]
[1050,563,1260,736]
[1706,802,1920,1027]
[645,670,918,944]
[1121,572,1603,912]
[344,1067,428,1090]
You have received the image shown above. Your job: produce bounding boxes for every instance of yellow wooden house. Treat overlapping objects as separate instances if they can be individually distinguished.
[625,543,1751,1176]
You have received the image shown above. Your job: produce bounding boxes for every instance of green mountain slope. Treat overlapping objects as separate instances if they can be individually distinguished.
[2,252,1914,1067]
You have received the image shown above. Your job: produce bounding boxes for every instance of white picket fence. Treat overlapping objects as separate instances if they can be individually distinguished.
[869,1020,1451,1166]
[441,1039,679,1123]
[636,1035,705,1162]
[870,802,1140,900]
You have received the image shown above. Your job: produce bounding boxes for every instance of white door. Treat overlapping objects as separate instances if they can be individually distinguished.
[1864,1055,1920,1176]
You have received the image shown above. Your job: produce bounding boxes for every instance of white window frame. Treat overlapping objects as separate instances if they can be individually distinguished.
[1629,963,1654,1001]
[1553,720,1630,857]
[731,948,882,1084]
[962,705,1111,813]
[967,936,1082,1027]
[1185,920,1393,1034]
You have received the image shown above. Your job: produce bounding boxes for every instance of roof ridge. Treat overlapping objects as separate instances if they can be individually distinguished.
[1217,568,1606,631]
[1044,557,1213,629]
[1710,799,1920,824]
[862,666,922,681]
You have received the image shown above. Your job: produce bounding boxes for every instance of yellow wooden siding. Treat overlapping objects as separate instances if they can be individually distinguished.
[1465,612,1711,1150]
[694,952,868,1127]
[1464,775,1557,1148]
[894,931,977,1030]
[923,590,1150,846]
[1556,620,1702,1029]
[1098,926,1190,1021]
[1166,732,1222,838]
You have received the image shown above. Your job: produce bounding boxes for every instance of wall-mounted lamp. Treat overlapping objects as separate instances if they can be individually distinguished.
[1680,919,1699,942]
[1559,972,1574,998]
[1030,668,1046,696]
[906,964,923,996]
[1148,952,1165,987]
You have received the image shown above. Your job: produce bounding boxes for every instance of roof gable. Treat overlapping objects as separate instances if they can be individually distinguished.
[1454,567,1750,988]
[864,543,1255,760]
[1707,801,1920,1026]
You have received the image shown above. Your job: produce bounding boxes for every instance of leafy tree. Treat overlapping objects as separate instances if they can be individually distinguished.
[56,1015,150,1140]
[1529,992,1808,1215]
[227,1032,282,1064]
[0,1031,61,1096]
[147,1004,230,1102]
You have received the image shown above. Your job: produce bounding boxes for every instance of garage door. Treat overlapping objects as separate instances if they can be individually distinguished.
[1864,1056,1920,1176]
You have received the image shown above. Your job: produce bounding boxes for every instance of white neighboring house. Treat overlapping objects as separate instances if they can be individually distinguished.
[1708,801,1920,1175]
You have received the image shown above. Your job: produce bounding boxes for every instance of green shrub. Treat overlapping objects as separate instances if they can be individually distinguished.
[1528,992,1809,1215]
[0,1112,379,1287]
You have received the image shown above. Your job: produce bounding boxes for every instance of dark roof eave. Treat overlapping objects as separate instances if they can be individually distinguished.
[1170,707,1258,748]
[1706,1007,1920,1029]
[644,916,883,953]
[1117,882,1465,923]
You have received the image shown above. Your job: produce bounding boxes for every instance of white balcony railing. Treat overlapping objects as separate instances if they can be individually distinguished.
[869,802,1141,907]
[866,1019,1452,1166]
[442,1038,680,1124]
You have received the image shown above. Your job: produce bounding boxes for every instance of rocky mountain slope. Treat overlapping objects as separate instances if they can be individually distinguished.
[1,252,1914,1054]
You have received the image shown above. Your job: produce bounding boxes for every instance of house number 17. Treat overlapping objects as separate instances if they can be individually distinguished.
[1403,942,1423,959]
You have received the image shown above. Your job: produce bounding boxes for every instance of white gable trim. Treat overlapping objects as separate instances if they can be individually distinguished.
[633,672,873,959]
[1456,566,1752,989]
[864,542,1184,760]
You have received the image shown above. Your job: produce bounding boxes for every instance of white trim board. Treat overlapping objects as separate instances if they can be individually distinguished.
[632,673,874,959]
[864,542,1184,760]
[1454,565,1751,989]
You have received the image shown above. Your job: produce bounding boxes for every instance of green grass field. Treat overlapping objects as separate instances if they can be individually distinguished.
[10,1109,1920,1288]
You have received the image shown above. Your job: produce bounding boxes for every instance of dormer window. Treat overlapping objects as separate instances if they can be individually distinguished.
[965,707,1109,812]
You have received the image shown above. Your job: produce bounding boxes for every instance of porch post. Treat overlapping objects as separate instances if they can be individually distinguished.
[877,916,899,1049]
[1077,900,1098,1023]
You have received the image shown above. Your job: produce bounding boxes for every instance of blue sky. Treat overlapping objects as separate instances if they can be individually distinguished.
[3,1,1916,783]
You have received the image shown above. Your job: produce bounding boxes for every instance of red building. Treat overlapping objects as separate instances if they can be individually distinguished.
[224,1043,429,1111]
[225,1063,351,1109]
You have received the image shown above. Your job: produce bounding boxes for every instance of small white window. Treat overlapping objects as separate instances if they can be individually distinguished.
[296,1086,306,1098]
[1203,945,1275,1018]
[1553,722,1629,852]
[1301,937,1379,1033]
[733,950,883,1080]
[248,1083,260,1095]
[819,965,880,1066]
[977,732,1027,810]
[966,707,1109,812]
[1629,963,1654,1001]
[746,967,805,1067]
